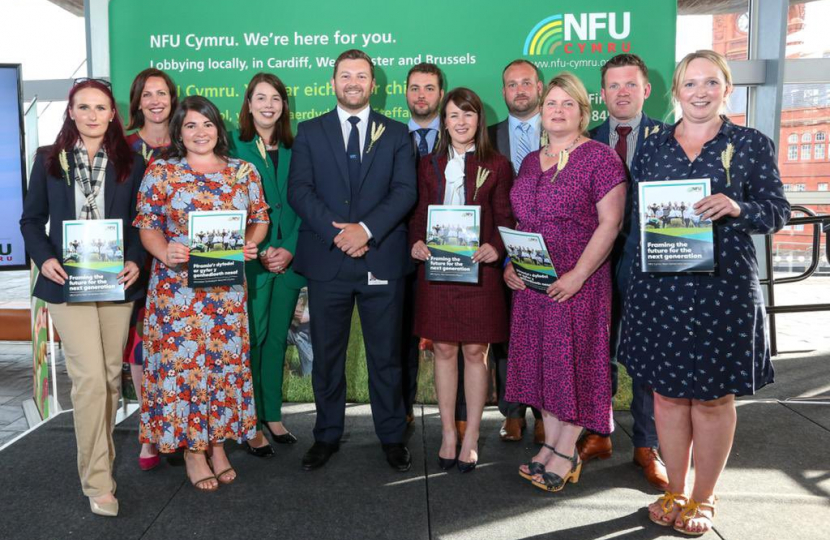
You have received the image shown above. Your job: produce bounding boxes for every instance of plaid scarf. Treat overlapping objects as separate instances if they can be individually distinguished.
[72,141,108,220]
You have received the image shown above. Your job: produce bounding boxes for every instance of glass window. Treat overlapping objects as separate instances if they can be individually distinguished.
[788,145,799,160]
[817,132,827,142]
[801,144,811,160]
[786,1,830,58]
[788,133,799,143]
[818,183,829,191]
[802,132,812,142]
[676,2,750,61]
[724,87,748,126]
[816,144,826,160]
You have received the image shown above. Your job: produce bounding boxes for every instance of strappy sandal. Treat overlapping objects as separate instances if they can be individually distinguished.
[519,443,555,481]
[649,491,688,527]
[208,456,237,485]
[531,446,582,493]
[674,497,717,537]
[184,450,218,492]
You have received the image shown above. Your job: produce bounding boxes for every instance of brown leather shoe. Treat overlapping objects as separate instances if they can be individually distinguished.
[533,419,545,445]
[499,418,526,442]
[455,421,467,441]
[633,447,669,491]
[576,433,613,462]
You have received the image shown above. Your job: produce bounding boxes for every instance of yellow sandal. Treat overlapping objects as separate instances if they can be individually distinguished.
[674,497,717,537]
[649,491,688,527]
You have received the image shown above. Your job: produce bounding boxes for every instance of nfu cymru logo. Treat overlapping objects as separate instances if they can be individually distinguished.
[523,12,631,56]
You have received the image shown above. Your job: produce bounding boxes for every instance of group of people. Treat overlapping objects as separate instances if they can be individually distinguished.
[20,47,789,537]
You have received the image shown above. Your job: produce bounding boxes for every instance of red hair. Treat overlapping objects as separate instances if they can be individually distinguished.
[47,80,134,182]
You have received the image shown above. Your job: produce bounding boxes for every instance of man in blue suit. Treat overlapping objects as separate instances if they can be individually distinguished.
[583,54,669,490]
[288,49,417,472]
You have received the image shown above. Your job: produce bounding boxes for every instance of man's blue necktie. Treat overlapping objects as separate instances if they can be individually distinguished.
[515,122,531,174]
[416,128,430,156]
[347,116,361,195]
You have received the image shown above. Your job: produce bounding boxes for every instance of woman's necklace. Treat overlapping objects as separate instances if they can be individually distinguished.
[543,135,581,158]
[544,135,581,183]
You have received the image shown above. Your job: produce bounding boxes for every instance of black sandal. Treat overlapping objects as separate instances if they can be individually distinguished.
[531,446,582,493]
[519,443,555,481]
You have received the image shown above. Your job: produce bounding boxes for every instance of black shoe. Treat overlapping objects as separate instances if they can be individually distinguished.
[302,441,339,471]
[382,443,412,472]
[263,423,298,445]
[438,456,457,471]
[242,441,275,458]
[457,459,477,473]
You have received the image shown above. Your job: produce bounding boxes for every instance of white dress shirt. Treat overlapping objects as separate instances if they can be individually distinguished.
[336,104,371,156]
[335,104,373,238]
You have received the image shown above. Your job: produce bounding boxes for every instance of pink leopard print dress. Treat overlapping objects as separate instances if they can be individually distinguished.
[505,140,626,434]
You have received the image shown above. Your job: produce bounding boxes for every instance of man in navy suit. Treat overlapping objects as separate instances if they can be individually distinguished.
[288,49,417,472]
[583,53,668,490]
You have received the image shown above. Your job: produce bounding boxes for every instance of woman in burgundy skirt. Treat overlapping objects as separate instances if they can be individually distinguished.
[410,88,514,472]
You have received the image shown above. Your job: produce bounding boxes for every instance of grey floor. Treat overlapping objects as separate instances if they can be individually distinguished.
[1,269,829,539]
[0,349,828,540]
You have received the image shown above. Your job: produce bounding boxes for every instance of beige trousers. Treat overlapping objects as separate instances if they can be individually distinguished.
[48,301,134,497]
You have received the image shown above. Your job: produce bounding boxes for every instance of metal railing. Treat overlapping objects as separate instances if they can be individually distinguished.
[761,205,830,356]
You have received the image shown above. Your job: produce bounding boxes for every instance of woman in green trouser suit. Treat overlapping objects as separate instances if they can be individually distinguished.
[230,72,306,457]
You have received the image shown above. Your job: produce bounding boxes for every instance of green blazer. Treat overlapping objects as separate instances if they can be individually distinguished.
[229,130,306,290]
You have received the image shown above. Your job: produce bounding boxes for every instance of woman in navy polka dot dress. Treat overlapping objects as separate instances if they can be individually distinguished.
[618,50,790,536]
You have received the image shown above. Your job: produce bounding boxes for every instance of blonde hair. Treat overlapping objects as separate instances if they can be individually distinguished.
[672,50,733,108]
[543,72,591,133]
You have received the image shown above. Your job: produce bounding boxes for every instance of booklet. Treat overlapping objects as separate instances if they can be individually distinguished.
[498,227,558,292]
[425,205,481,283]
[62,219,125,302]
[638,178,714,273]
[187,210,246,287]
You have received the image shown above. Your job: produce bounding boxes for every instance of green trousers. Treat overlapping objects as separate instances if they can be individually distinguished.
[247,275,301,429]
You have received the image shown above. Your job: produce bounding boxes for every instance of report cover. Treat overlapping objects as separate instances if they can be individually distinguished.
[62,219,125,302]
[187,210,246,287]
[425,205,480,283]
[638,178,714,273]
[498,226,558,292]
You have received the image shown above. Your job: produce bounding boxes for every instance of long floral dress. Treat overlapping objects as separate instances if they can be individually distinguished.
[135,157,268,452]
[504,141,626,435]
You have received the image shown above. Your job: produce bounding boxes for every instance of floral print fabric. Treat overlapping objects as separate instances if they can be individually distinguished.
[134,157,268,451]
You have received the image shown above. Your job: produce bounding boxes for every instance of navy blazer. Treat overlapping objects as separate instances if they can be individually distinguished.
[589,114,666,290]
[20,147,147,304]
[287,109,417,282]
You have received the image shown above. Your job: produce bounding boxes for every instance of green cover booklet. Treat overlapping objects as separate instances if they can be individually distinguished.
[187,210,246,287]
[498,226,558,291]
[638,178,714,273]
[62,219,125,302]
[425,205,480,283]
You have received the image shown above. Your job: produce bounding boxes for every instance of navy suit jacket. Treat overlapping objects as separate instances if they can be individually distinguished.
[589,114,666,290]
[288,109,417,282]
[20,147,147,304]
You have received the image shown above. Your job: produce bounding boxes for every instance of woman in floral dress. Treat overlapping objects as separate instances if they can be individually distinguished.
[135,96,268,491]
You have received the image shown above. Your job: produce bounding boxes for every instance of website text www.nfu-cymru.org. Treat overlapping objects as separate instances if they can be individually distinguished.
[531,58,606,70]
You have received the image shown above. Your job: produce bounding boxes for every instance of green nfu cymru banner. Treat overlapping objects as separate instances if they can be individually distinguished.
[109,0,676,403]
[110,0,676,128]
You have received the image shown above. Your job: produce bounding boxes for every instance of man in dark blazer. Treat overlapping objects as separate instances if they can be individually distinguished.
[288,49,417,472]
[583,53,669,490]
[487,59,546,444]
